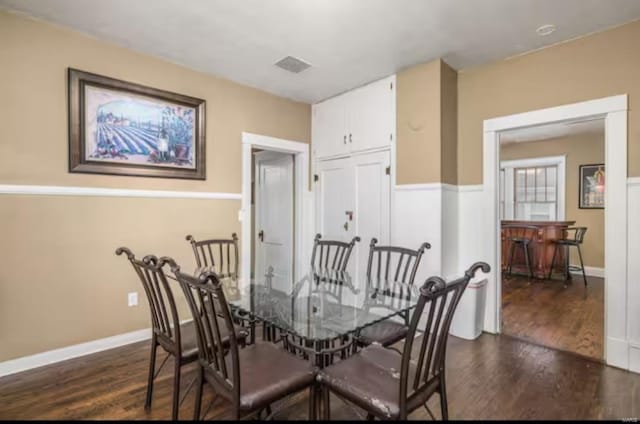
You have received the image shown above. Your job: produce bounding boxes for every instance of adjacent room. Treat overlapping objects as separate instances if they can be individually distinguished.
[499,119,605,360]
[1,0,640,421]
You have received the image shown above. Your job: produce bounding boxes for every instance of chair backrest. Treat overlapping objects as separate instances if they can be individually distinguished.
[503,225,540,242]
[366,238,431,285]
[115,247,182,351]
[170,264,241,402]
[399,262,490,410]
[566,226,587,243]
[310,233,360,272]
[186,233,239,278]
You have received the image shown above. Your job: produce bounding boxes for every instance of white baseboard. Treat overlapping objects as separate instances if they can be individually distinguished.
[0,327,152,378]
[569,265,604,278]
[607,336,630,370]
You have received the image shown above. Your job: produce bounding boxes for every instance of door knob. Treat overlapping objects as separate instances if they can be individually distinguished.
[258,230,264,242]
[343,222,348,231]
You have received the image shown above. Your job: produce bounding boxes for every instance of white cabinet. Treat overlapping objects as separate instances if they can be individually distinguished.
[315,150,391,282]
[312,75,395,159]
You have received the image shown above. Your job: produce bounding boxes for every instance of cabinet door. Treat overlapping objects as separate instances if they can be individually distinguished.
[351,150,391,282]
[347,75,395,153]
[312,95,347,159]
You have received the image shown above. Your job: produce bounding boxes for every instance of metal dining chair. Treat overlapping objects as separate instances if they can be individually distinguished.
[115,247,199,421]
[169,263,317,420]
[318,262,491,421]
[186,233,239,278]
[504,225,539,279]
[356,238,431,348]
[310,233,361,273]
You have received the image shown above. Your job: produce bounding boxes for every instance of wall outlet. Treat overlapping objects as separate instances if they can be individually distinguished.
[128,292,138,307]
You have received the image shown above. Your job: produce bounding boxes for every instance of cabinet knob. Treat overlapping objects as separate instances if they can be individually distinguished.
[343,135,346,144]
[349,133,352,143]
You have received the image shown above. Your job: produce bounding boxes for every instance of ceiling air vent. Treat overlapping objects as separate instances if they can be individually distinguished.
[274,56,311,73]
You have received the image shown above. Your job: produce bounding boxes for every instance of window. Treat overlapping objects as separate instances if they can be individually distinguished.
[500,156,565,222]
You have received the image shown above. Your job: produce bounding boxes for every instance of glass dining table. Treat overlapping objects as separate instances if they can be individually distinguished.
[173,266,422,367]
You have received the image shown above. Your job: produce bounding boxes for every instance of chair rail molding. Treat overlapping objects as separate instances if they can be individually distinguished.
[0,184,242,200]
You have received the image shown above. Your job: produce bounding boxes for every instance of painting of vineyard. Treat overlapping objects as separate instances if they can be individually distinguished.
[85,85,196,169]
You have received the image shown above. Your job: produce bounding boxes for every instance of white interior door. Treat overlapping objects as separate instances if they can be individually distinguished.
[315,157,356,273]
[255,151,294,290]
[352,150,391,282]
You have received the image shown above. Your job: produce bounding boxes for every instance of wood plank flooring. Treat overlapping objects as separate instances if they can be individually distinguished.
[502,274,604,360]
[1,333,638,420]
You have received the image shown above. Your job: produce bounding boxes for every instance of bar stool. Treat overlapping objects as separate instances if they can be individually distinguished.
[548,227,588,286]
[504,225,538,279]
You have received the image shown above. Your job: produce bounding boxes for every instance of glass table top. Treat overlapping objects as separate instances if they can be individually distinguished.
[185,267,422,342]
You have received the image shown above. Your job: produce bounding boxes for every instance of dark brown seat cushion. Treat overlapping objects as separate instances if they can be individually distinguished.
[211,343,315,412]
[357,320,408,347]
[318,343,410,419]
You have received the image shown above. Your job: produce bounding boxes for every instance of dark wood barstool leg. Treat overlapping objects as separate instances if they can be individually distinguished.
[507,241,517,276]
[523,242,533,279]
[577,244,588,286]
[564,245,571,286]
[439,377,449,420]
[548,243,558,280]
[145,336,158,410]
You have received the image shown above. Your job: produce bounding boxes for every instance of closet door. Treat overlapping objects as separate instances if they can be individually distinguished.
[351,150,391,283]
[314,157,356,274]
[312,95,347,159]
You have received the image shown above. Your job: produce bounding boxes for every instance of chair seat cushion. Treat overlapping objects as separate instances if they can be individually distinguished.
[223,342,315,412]
[180,320,248,360]
[318,343,409,419]
[357,320,408,347]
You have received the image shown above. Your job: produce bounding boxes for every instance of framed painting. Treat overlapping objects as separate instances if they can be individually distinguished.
[68,68,206,179]
[579,163,605,209]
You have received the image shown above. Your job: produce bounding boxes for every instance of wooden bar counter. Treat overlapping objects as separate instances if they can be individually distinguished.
[501,220,575,279]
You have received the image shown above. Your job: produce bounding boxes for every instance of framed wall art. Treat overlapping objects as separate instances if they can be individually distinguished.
[579,163,605,209]
[68,68,206,179]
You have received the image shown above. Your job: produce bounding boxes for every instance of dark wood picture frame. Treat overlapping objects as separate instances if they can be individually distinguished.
[578,163,605,209]
[68,68,206,179]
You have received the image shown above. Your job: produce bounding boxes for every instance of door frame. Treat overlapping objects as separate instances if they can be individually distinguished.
[482,94,628,369]
[241,132,310,285]
[253,150,294,288]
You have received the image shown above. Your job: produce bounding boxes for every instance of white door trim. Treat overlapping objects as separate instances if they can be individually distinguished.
[241,132,310,285]
[483,94,628,369]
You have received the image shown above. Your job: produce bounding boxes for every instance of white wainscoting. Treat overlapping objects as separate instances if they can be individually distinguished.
[392,184,443,283]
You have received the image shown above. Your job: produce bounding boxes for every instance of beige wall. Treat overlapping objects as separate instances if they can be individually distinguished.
[459,19,640,184]
[0,10,310,361]
[396,59,458,184]
[396,60,442,184]
[500,132,605,268]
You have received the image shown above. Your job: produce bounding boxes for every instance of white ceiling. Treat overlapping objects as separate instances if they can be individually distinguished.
[3,0,640,104]
[500,118,604,144]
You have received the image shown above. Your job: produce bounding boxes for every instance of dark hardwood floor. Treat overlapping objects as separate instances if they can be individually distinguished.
[1,332,638,420]
[502,273,604,360]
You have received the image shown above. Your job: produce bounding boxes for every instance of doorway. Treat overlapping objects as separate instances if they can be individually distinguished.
[240,132,310,287]
[481,95,629,369]
[498,119,605,360]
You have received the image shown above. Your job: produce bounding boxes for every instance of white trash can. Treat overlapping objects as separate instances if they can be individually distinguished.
[449,277,488,340]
